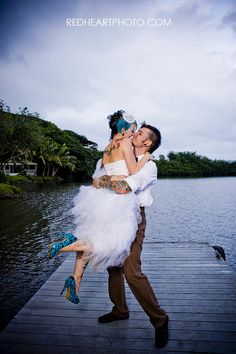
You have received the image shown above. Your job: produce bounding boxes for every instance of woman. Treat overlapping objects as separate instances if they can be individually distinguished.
[48,110,151,303]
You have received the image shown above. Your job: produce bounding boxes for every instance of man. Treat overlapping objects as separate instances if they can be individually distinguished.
[92,122,169,348]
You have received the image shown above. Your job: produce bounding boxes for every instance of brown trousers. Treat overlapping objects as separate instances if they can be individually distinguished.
[107,207,167,328]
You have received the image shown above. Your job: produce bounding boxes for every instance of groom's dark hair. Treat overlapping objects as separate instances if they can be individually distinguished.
[141,122,161,153]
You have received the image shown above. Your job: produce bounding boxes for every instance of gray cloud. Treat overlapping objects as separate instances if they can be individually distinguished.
[0,0,236,160]
[222,11,236,33]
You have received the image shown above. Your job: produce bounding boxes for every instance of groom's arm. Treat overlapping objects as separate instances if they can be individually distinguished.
[92,158,132,194]
[93,161,157,195]
[93,176,132,194]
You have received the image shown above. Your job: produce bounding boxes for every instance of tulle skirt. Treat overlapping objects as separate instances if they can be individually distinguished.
[71,185,141,271]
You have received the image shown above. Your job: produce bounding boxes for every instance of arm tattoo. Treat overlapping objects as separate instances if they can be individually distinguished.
[98,175,132,194]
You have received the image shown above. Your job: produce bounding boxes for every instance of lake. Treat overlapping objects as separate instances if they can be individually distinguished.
[0,177,235,331]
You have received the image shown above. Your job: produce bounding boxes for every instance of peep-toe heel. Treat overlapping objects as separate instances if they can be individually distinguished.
[48,233,77,259]
[60,276,80,304]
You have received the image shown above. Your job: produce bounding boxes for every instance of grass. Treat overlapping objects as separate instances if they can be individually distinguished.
[0,175,64,199]
[9,175,64,184]
[0,183,22,199]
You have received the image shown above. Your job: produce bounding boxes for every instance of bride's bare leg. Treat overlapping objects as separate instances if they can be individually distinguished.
[59,240,89,253]
[73,251,89,294]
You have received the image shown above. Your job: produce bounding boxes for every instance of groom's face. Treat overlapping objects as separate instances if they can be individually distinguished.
[132,127,151,149]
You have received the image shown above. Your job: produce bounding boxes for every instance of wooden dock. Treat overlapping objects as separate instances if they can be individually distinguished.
[0,241,236,353]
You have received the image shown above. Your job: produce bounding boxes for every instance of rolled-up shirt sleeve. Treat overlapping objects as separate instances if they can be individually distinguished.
[124,161,158,192]
[92,158,106,179]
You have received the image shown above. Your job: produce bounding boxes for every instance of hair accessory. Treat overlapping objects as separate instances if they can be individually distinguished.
[122,112,136,124]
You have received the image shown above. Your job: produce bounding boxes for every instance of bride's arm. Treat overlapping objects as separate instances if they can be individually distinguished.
[121,138,150,175]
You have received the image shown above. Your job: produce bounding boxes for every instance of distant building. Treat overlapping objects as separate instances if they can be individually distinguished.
[4,162,38,176]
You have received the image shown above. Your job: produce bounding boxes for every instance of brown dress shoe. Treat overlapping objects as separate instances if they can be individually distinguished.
[155,315,169,348]
[98,312,129,323]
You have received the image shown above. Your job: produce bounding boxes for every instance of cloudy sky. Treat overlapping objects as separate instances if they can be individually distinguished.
[1,0,236,159]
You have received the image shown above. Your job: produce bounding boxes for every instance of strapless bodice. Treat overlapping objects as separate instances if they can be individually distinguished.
[104,160,129,176]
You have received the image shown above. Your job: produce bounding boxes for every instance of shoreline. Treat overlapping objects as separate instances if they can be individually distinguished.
[1,174,236,199]
[0,177,64,199]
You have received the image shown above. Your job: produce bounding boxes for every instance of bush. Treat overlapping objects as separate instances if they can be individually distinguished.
[9,175,64,184]
[29,176,63,184]
[0,183,22,199]
[9,175,29,184]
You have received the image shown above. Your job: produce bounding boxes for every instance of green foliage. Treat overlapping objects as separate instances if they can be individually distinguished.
[64,130,98,149]
[0,110,43,170]
[156,151,236,178]
[0,102,102,182]
[38,139,77,177]
[0,183,22,199]
[9,175,63,184]
[32,176,63,184]
[9,175,29,184]
[2,101,235,181]
[24,112,101,181]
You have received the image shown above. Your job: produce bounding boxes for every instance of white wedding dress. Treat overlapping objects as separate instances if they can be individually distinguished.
[71,160,141,271]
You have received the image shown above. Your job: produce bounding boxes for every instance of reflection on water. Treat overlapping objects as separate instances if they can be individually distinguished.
[146,177,236,270]
[0,183,80,331]
[0,177,236,331]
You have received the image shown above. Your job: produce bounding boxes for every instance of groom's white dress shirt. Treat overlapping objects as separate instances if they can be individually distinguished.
[92,155,157,207]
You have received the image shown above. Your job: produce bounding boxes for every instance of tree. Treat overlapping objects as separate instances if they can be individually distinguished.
[38,139,76,176]
[159,154,166,161]
[0,102,101,181]
[0,111,42,171]
[0,99,10,112]
[156,151,236,178]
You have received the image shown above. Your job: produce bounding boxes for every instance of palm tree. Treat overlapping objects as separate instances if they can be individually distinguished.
[51,143,76,176]
[38,140,76,176]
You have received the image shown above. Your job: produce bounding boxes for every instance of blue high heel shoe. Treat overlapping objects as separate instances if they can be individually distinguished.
[60,275,80,304]
[48,233,77,259]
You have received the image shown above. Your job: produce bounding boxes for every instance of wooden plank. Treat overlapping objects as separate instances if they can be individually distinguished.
[35,289,236,300]
[2,324,236,344]
[6,317,236,332]
[0,343,168,354]
[1,242,236,354]
[1,332,236,353]
[21,299,236,315]
[31,296,236,307]
[7,316,236,340]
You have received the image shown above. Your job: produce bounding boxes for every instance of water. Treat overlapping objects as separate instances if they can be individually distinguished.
[0,177,235,331]
[0,183,79,331]
[146,177,236,266]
